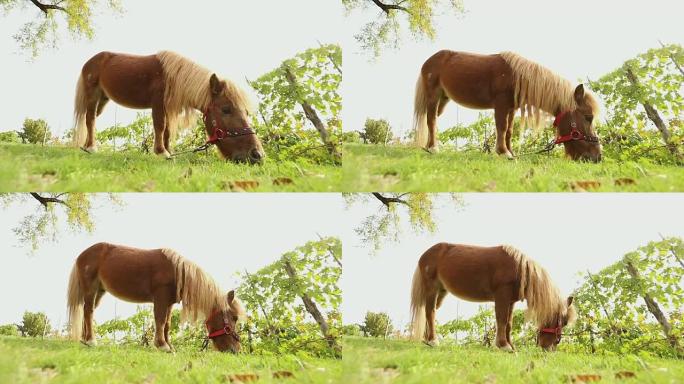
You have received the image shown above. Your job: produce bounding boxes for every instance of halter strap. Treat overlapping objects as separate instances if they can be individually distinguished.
[205,309,240,341]
[552,111,599,145]
[202,106,256,144]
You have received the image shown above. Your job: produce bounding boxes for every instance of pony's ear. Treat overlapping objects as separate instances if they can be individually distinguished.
[574,84,585,105]
[567,296,574,306]
[227,290,235,304]
[210,73,224,96]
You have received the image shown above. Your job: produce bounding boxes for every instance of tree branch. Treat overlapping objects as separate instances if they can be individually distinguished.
[372,192,410,208]
[370,0,409,14]
[29,192,68,209]
[28,0,66,15]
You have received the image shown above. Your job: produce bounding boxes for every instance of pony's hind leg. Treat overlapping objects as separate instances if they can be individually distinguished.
[505,302,515,350]
[83,92,104,153]
[425,89,444,153]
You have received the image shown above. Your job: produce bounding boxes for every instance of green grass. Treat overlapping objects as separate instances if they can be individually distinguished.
[0,144,341,192]
[0,336,340,383]
[342,337,684,384]
[343,144,684,192]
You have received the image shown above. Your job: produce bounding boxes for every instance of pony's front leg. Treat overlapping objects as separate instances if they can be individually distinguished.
[153,300,172,352]
[494,107,514,159]
[494,293,514,351]
[151,100,171,158]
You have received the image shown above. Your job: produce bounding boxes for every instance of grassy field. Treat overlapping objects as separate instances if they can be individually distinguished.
[0,336,340,383]
[343,144,684,192]
[0,144,341,192]
[342,337,684,384]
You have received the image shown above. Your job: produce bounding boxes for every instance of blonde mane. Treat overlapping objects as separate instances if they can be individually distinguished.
[502,245,575,327]
[161,248,245,323]
[500,51,599,130]
[156,50,251,138]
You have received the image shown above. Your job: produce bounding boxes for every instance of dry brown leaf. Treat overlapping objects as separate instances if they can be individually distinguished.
[273,177,294,186]
[615,371,636,379]
[569,180,601,191]
[30,367,58,381]
[614,178,636,186]
[272,370,295,379]
[483,374,497,384]
[225,373,260,383]
[483,181,497,192]
[567,374,602,383]
[228,180,260,191]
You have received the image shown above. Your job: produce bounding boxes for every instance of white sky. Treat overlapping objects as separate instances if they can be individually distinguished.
[341,193,684,329]
[0,193,341,330]
[0,0,345,137]
[342,0,684,138]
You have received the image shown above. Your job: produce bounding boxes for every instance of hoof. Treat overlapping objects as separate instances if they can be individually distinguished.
[426,146,440,154]
[81,339,97,347]
[81,146,97,154]
[497,343,514,352]
[157,344,172,353]
[423,339,439,347]
[156,150,171,159]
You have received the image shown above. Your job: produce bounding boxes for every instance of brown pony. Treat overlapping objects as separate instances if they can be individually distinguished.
[414,50,601,162]
[67,242,245,353]
[410,243,576,351]
[73,51,264,163]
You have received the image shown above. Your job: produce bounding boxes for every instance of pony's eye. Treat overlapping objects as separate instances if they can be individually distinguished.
[232,315,238,322]
[585,115,594,123]
[222,107,232,114]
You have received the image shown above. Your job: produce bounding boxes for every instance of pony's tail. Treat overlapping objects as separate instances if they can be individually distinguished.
[66,262,84,341]
[413,73,429,148]
[410,264,427,341]
[72,73,88,147]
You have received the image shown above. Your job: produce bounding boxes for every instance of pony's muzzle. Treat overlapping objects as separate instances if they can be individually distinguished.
[247,148,264,165]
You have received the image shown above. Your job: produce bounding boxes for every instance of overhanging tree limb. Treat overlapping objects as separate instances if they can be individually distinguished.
[29,192,69,209]
[370,0,409,14]
[624,260,681,352]
[371,192,410,208]
[28,0,67,15]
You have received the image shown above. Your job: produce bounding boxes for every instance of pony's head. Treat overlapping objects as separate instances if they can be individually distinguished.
[206,74,264,164]
[555,85,602,163]
[205,290,245,353]
[536,296,576,351]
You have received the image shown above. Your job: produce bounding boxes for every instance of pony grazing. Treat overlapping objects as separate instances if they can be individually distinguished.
[73,51,264,163]
[414,50,602,162]
[410,243,576,351]
[67,243,245,353]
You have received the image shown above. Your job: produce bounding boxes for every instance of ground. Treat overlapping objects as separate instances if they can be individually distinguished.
[0,336,340,383]
[343,144,684,192]
[0,144,341,192]
[342,337,684,384]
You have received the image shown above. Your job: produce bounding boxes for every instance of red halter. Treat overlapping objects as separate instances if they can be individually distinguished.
[205,309,240,341]
[552,111,599,145]
[202,106,256,144]
[539,319,563,343]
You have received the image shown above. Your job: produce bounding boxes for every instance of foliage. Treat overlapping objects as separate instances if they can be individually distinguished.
[17,311,51,337]
[344,193,463,253]
[18,118,51,144]
[0,337,342,383]
[572,237,684,358]
[341,324,363,337]
[0,193,122,253]
[342,143,684,192]
[0,144,342,191]
[589,44,684,165]
[437,307,535,347]
[0,324,18,337]
[363,118,393,144]
[360,311,393,337]
[343,336,684,384]
[249,44,342,165]
[96,113,153,152]
[237,237,342,358]
[342,0,465,57]
[0,131,21,144]
[0,0,123,58]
